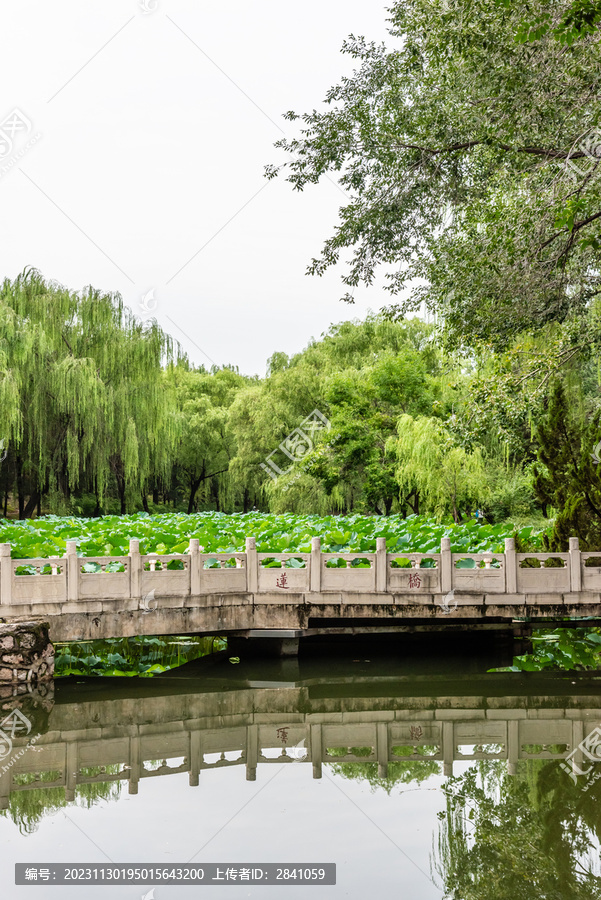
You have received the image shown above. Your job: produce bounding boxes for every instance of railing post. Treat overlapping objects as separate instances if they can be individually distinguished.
[0,543,11,606]
[376,537,387,592]
[443,721,454,777]
[189,539,201,596]
[246,537,258,593]
[246,723,258,781]
[66,540,79,602]
[377,721,388,778]
[189,730,202,787]
[440,537,452,594]
[569,537,581,592]
[128,735,141,795]
[507,719,519,776]
[310,537,321,592]
[65,742,77,802]
[505,538,517,594]
[311,723,322,779]
[129,539,141,600]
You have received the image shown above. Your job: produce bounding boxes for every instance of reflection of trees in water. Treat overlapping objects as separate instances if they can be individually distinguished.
[1,767,123,835]
[433,759,601,900]
[328,751,440,796]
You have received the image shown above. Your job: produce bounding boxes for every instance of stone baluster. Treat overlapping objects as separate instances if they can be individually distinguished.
[505,537,517,594]
[311,723,322,779]
[189,730,202,787]
[376,537,387,592]
[129,735,141,795]
[189,539,201,596]
[310,537,321,592]
[65,742,77,802]
[377,722,388,778]
[129,539,141,601]
[443,721,454,777]
[440,537,452,594]
[246,724,258,781]
[66,541,79,602]
[569,537,581,592]
[245,537,258,593]
[0,544,11,606]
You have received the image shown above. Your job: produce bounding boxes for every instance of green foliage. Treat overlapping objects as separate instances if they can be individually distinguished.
[0,770,122,834]
[0,275,542,527]
[495,627,601,671]
[229,314,444,515]
[0,269,183,516]
[268,0,601,349]
[167,365,247,514]
[485,466,539,524]
[435,760,601,899]
[54,634,225,678]
[387,414,490,522]
[328,758,440,795]
[513,0,601,45]
[533,380,601,549]
[0,511,545,558]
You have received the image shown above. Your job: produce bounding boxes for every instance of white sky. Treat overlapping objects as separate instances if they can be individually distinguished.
[1,0,395,377]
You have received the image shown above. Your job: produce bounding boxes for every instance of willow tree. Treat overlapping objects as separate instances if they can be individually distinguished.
[0,269,183,517]
[387,414,489,521]
[167,365,247,513]
[434,760,601,899]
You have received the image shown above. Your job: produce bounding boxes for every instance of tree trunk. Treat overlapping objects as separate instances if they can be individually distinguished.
[212,478,221,512]
[115,472,126,515]
[152,487,159,504]
[3,490,7,518]
[408,490,420,515]
[243,487,250,513]
[15,455,25,519]
[22,489,41,519]
[142,491,150,513]
[187,474,203,515]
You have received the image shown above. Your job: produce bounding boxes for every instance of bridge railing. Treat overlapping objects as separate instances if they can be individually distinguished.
[0,535,594,605]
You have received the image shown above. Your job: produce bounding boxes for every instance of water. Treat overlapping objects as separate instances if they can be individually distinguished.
[1,636,601,899]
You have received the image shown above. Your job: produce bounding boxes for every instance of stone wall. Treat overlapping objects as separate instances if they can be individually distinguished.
[0,620,54,684]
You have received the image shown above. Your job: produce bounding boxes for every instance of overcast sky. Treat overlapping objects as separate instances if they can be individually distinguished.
[1,1,397,376]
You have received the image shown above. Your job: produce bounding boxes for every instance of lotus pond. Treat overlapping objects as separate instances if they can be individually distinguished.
[0,512,545,559]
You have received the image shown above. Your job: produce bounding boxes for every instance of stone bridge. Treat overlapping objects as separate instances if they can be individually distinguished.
[1,673,599,809]
[1,536,600,652]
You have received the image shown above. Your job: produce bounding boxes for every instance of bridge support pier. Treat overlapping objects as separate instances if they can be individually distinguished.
[229,630,302,659]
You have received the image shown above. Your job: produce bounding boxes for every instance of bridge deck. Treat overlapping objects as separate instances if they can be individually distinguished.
[0,536,600,641]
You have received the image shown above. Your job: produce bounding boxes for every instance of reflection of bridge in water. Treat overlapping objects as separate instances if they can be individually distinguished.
[2,671,600,808]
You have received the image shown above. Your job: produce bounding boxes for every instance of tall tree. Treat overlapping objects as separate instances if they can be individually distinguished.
[533,379,601,548]
[387,414,490,521]
[268,0,601,349]
[168,365,247,514]
[0,269,182,517]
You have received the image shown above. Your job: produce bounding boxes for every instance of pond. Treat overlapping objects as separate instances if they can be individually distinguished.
[1,638,600,899]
